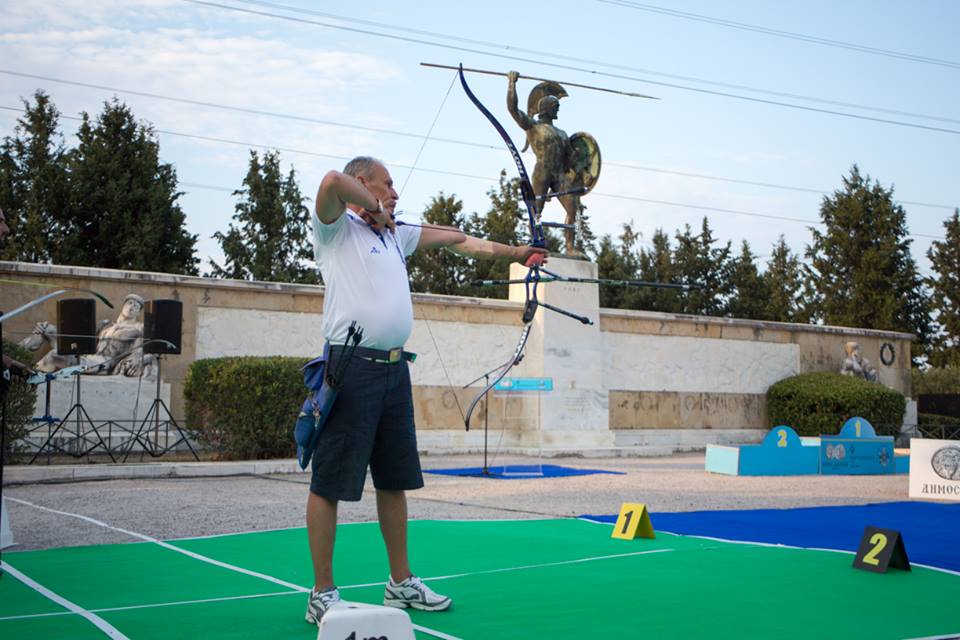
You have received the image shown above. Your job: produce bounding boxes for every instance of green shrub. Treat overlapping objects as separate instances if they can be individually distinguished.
[918,412,957,427]
[2,340,38,463]
[184,356,308,460]
[767,371,906,436]
[912,367,960,395]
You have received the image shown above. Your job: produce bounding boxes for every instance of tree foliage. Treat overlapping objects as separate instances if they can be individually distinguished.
[725,240,769,320]
[0,91,70,263]
[763,235,806,323]
[407,193,471,295]
[1,93,198,273]
[208,150,316,284]
[927,209,960,367]
[63,99,198,274]
[672,218,732,316]
[805,165,930,362]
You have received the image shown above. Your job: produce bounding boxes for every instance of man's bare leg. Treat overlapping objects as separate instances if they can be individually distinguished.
[376,489,411,582]
[306,492,338,590]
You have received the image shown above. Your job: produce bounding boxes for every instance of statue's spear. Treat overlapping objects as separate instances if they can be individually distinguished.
[420,63,660,100]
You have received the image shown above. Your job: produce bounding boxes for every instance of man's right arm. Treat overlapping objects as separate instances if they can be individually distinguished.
[315,171,381,225]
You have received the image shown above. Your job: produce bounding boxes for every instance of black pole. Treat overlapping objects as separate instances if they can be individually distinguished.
[482,373,490,476]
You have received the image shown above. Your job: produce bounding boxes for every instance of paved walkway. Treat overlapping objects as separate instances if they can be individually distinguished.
[1,452,911,551]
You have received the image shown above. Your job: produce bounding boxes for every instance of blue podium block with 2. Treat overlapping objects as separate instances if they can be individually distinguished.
[705,426,819,476]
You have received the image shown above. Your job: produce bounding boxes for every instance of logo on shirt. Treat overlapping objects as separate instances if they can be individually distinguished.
[370,246,381,255]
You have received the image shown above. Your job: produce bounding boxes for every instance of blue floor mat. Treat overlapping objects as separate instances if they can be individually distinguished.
[425,464,625,479]
[581,501,960,572]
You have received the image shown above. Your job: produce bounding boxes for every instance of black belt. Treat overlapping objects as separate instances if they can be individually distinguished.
[329,344,416,364]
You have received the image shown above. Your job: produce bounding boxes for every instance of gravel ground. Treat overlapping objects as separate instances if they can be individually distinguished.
[3,452,909,551]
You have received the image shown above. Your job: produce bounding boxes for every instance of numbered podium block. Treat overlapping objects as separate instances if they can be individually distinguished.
[705,426,819,476]
[820,417,898,475]
[317,602,415,640]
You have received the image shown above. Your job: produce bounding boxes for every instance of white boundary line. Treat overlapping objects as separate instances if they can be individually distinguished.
[0,589,296,622]
[578,517,960,576]
[7,498,307,592]
[1,561,131,639]
[6,498,461,640]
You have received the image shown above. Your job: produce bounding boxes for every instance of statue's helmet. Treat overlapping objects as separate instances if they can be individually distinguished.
[537,95,560,118]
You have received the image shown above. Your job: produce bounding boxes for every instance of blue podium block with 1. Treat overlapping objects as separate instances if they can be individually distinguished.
[820,417,897,475]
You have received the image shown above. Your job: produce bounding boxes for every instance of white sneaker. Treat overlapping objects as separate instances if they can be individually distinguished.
[383,575,452,611]
[305,586,341,625]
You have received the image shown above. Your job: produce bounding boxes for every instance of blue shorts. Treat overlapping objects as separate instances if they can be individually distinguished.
[309,355,423,501]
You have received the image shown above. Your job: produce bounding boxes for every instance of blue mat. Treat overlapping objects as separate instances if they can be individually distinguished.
[425,464,625,479]
[581,501,960,572]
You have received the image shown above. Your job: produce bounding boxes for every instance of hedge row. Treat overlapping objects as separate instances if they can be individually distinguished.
[767,371,906,437]
[183,356,308,460]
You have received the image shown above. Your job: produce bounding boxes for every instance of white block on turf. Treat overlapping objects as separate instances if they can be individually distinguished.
[317,602,415,640]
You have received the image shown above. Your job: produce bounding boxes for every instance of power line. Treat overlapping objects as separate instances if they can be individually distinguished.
[221,0,960,126]
[606,164,957,211]
[0,103,951,240]
[1,101,954,214]
[181,0,960,135]
[599,0,960,70]
[0,69,500,151]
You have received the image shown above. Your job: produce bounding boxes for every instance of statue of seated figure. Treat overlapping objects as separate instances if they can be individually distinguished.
[840,341,878,382]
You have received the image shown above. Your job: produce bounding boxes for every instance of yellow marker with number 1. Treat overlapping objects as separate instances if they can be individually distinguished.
[611,502,655,540]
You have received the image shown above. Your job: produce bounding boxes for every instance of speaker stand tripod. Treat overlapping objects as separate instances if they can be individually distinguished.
[122,355,198,462]
[29,372,116,464]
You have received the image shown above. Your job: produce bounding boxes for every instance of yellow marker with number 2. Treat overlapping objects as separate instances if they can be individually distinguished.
[611,502,655,540]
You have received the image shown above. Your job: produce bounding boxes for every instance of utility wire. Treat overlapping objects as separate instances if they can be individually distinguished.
[180,0,960,135]
[0,103,955,223]
[599,0,960,70]
[217,0,960,126]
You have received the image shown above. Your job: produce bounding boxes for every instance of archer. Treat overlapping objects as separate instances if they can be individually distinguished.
[302,156,546,625]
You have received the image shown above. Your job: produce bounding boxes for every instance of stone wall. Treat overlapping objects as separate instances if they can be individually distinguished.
[1,261,914,454]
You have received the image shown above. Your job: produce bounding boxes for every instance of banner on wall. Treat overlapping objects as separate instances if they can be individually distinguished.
[909,438,960,502]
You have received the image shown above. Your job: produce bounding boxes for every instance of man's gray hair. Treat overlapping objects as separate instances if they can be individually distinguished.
[343,156,383,179]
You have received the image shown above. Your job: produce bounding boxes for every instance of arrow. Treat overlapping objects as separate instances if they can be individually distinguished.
[421,63,660,100]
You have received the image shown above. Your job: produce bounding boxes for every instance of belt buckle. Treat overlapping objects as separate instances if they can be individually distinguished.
[388,348,402,363]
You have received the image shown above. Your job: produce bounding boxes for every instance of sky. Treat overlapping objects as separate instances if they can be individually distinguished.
[1,0,957,277]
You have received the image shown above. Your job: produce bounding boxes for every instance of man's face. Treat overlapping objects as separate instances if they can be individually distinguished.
[359,163,399,215]
[0,208,9,245]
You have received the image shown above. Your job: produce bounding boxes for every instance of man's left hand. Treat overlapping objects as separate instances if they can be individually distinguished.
[515,245,549,266]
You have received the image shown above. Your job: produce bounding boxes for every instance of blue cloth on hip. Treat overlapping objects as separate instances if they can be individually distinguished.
[294,342,338,470]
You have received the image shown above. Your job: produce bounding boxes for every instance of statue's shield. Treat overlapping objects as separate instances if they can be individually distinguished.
[566,132,601,192]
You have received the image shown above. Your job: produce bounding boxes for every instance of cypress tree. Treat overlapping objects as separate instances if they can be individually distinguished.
[927,209,960,367]
[209,150,315,283]
[805,165,930,362]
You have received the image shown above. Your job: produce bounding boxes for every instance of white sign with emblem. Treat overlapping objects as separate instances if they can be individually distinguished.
[909,438,960,502]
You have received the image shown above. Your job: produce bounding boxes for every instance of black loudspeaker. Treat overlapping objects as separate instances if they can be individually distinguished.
[57,298,97,355]
[143,299,183,355]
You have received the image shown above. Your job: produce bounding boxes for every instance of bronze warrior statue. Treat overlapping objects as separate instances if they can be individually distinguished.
[506,70,601,255]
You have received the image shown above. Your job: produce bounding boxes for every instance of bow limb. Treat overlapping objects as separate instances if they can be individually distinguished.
[456,65,544,255]
[463,324,532,430]
[457,64,546,430]
[0,288,114,324]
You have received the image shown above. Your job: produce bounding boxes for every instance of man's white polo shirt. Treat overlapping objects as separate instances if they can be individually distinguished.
[312,211,421,350]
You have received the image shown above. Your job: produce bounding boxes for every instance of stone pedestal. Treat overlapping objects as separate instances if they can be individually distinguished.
[506,257,613,448]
